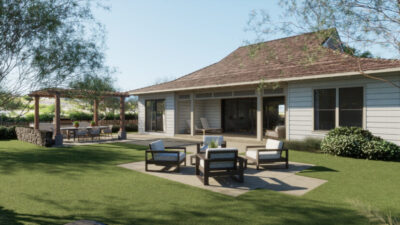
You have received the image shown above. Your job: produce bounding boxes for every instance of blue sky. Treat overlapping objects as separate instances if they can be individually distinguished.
[93,1,393,92]
[94,0,281,91]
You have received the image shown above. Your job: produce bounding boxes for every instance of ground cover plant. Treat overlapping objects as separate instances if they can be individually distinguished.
[0,140,399,224]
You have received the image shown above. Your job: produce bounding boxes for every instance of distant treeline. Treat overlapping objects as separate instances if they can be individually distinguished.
[0,112,138,122]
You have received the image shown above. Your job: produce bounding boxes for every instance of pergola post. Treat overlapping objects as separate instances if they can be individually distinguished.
[34,96,40,129]
[93,99,99,126]
[190,93,195,136]
[257,89,264,141]
[118,96,126,140]
[54,93,63,146]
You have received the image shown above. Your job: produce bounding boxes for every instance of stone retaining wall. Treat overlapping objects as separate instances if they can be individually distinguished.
[15,127,53,147]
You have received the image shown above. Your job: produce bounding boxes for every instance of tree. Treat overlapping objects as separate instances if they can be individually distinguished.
[246,0,400,88]
[0,0,111,110]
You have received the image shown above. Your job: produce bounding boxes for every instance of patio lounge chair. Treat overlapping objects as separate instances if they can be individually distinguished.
[186,120,203,134]
[190,136,227,165]
[195,148,244,185]
[245,139,288,170]
[265,125,286,139]
[146,140,187,172]
[200,118,222,134]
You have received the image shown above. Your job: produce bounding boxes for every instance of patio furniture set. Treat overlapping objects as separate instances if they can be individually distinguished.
[61,124,114,142]
[145,136,289,185]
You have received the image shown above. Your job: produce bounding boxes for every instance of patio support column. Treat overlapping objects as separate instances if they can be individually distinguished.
[34,96,40,129]
[93,99,99,126]
[54,93,63,146]
[256,89,263,141]
[190,93,195,136]
[118,96,127,140]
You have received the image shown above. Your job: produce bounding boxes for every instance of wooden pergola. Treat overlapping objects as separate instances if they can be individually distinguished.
[28,88,130,145]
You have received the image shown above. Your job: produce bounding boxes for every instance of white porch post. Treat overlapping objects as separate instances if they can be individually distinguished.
[190,93,195,136]
[257,89,263,141]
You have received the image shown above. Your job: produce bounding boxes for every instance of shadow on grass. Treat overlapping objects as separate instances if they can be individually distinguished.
[300,166,338,173]
[20,192,368,225]
[0,142,146,174]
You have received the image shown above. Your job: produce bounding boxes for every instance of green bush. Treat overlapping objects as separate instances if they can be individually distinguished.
[125,113,138,120]
[321,127,400,161]
[283,138,321,152]
[25,113,54,122]
[68,111,93,121]
[0,126,16,140]
[111,124,138,133]
[363,140,400,161]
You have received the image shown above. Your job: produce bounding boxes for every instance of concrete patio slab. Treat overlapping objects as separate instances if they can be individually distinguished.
[118,159,327,197]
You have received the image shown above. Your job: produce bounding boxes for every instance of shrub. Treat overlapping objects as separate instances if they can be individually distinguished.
[0,126,16,140]
[321,127,400,161]
[283,138,321,152]
[68,111,93,121]
[111,124,138,133]
[25,113,54,122]
[125,113,138,120]
[363,140,400,161]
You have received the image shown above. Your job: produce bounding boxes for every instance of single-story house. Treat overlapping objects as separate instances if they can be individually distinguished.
[129,29,400,145]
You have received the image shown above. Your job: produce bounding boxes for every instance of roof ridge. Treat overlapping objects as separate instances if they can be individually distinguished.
[238,28,337,49]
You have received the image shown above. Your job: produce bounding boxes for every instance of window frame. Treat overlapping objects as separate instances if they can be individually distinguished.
[145,99,165,132]
[312,85,365,132]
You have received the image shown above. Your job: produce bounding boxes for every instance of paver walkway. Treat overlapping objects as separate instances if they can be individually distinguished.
[118,160,327,197]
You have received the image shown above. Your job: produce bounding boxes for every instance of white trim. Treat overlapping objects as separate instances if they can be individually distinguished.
[129,67,400,95]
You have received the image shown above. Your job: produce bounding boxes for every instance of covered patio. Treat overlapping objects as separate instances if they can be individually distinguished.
[28,88,130,146]
[175,86,287,141]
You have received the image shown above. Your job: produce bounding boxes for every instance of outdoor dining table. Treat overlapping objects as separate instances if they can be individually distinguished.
[61,126,109,141]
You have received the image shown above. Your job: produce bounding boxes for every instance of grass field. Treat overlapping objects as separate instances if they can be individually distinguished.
[0,140,399,225]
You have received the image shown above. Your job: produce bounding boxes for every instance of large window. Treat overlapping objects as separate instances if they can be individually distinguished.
[314,87,363,130]
[314,89,336,130]
[339,87,363,127]
[145,99,165,132]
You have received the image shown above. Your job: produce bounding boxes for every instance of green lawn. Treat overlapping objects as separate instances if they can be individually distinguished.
[0,140,398,225]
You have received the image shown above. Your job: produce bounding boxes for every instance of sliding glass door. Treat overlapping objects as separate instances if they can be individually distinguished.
[222,98,257,134]
[145,99,165,132]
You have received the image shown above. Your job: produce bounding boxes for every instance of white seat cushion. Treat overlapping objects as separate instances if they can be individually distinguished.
[154,152,185,161]
[200,159,234,169]
[199,148,237,169]
[150,140,165,151]
[265,139,284,150]
[246,150,281,160]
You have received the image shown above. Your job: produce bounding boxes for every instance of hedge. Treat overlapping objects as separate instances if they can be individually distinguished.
[0,126,17,140]
[0,112,138,123]
[321,127,400,161]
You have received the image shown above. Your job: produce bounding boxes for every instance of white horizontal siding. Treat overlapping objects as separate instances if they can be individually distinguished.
[175,99,221,134]
[177,100,190,133]
[288,74,400,145]
[137,93,175,136]
[365,77,400,144]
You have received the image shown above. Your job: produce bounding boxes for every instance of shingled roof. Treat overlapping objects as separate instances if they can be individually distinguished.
[130,29,400,94]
